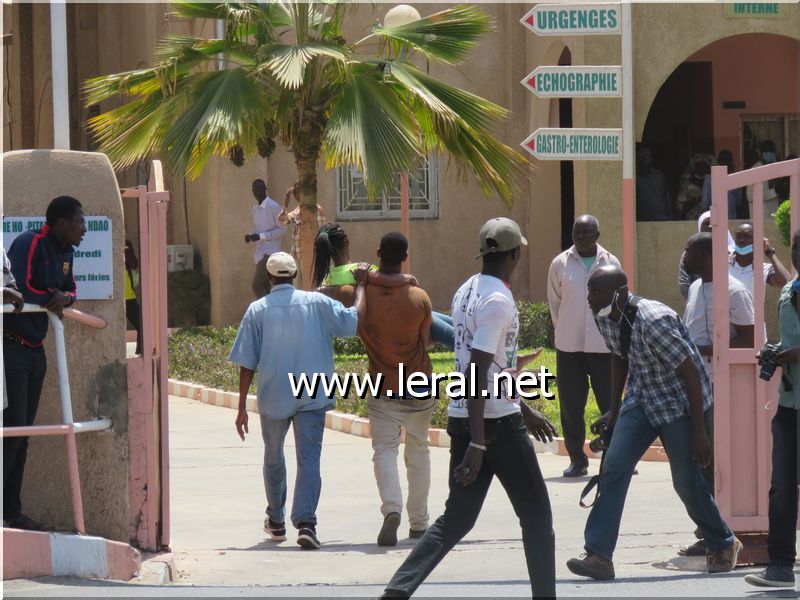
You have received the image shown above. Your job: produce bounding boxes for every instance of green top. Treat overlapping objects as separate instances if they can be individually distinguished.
[777,281,800,409]
[322,262,378,286]
[581,255,596,270]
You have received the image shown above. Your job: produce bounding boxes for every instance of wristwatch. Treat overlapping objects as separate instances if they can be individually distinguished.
[765,247,776,258]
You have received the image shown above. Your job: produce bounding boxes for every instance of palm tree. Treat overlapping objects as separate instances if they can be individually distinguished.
[85,1,527,287]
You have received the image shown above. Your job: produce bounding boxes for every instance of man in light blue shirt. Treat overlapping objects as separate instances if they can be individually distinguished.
[229,252,366,550]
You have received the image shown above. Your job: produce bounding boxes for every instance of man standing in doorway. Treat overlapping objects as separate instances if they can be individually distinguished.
[358,232,435,546]
[229,252,367,550]
[548,215,619,477]
[4,196,86,531]
[635,145,672,221]
[244,179,286,298]
[382,217,557,598]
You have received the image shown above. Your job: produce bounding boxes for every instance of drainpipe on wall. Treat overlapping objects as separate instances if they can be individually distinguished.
[50,0,70,149]
[621,1,634,291]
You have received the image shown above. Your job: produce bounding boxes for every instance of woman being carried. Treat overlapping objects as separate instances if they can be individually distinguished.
[311,224,454,348]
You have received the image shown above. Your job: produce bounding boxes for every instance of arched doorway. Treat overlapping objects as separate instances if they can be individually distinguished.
[641,33,799,220]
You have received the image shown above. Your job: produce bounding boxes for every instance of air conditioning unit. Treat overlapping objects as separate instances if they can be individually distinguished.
[166,245,194,272]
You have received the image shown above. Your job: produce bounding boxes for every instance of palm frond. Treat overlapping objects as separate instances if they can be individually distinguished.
[257,42,350,89]
[324,68,422,196]
[370,4,493,65]
[161,68,268,178]
[387,61,507,132]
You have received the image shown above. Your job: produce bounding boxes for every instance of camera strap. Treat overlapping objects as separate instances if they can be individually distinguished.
[580,296,640,508]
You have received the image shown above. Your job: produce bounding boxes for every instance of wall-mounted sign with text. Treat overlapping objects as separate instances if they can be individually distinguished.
[2,216,114,300]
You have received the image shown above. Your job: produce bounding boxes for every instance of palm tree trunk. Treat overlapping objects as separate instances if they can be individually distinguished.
[294,153,321,290]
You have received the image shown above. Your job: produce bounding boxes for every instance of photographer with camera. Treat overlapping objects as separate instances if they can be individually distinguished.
[744,230,800,589]
[567,266,741,581]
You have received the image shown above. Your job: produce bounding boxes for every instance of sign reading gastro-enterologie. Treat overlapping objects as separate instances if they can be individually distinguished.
[3,216,114,300]
[521,4,621,36]
[521,128,623,161]
[521,66,622,98]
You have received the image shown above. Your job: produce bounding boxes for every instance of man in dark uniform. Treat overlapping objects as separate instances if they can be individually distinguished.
[3,196,86,530]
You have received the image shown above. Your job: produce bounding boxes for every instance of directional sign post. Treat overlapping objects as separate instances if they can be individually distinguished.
[521,128,623,161]
[521,65,622,98]
[521,3,621,36]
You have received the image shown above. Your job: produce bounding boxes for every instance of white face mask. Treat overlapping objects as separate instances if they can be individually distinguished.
[596,287,625,317]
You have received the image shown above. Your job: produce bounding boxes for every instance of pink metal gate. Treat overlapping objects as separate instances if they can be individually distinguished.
[124,161,171,551]
[711,158,799,536]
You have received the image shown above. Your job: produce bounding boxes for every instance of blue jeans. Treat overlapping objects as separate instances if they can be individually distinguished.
[584,404,734,560]
[430,312,453,349]
[260,408,327,528]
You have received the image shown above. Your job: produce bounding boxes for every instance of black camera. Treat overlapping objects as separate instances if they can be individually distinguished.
[758,343,781,382]
[589,423,613,454]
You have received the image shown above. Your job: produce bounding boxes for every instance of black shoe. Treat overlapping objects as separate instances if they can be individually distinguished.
[377,512,401,546]
[263,517,287,542]
[297,524,320,550]
[5,514,47,532]
[745,565,795,588]
[409,528,426,539]
[563,462,589,477]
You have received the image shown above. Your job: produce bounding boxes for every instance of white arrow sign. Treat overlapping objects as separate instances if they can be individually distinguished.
[521,65,622,98]
[521,4,621,36]
[521,128,623,161]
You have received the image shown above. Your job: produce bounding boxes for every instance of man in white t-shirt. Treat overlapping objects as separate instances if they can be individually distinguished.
[680,232,754,557]
[684,233,755,375]
[381,218,557,599]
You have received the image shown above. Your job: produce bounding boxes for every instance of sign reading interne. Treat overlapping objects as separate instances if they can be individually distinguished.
[521,65,622,98]
[3,216,114,300]
[521,128,623,161]
[723,2,789,18]
[521,4,621,36]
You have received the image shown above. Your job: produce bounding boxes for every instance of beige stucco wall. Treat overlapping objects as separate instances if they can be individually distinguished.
[4,3,798,326]
[3,150,129,542]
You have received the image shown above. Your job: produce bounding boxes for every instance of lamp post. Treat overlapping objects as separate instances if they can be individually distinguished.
[384,4,420,274]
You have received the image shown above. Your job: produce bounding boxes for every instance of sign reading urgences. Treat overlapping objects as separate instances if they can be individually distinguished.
[521,128,623,161]
[521,4,621,35]
[3,216,114,300]
[522,66,622,98]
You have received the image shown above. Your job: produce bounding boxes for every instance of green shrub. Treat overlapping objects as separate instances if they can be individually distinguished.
[775,200,791,247]
[168,270,211,327]
[333,336,365,355]
[517,300,555,349]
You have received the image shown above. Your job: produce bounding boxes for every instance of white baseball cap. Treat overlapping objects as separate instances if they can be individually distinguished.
[266,252,297,277]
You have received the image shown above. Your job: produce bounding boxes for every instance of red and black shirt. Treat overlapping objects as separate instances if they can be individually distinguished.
[5,225,77,347]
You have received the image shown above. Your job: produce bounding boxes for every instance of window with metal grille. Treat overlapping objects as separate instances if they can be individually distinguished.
[336,155,439,220]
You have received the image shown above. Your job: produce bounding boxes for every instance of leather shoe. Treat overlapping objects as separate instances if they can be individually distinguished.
[563,462,589,477]
[567,552,615,580]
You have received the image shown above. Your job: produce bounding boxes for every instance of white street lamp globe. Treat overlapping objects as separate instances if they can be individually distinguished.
[384,4,421,28]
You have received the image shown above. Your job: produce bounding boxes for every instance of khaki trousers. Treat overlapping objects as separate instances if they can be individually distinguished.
[368,396,436,531]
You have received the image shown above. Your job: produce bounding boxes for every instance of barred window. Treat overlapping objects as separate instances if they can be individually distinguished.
[336,155,439,220]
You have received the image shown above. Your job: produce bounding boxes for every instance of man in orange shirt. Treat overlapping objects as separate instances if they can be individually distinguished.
[358,232,434,547]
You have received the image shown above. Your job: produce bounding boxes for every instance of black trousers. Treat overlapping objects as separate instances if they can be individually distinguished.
[767,405,799,567]
[126,298,143,355]
[555,351,612,465]
[3,339,47,520]
[385,414,556,598]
